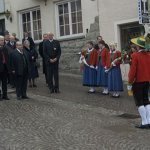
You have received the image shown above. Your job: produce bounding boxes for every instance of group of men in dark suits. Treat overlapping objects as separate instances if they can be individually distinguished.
[0,32,34,100]
[0,31,61,101]
[39,33,61,93]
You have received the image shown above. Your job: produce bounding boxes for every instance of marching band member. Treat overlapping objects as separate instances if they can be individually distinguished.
[97,40,109,95]
[106,43,123,98]
[128,36,150,129]
[81,41,98,93]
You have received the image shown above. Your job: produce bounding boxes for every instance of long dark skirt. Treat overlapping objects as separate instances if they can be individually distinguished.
[29,62,39,80]
[108,67,123,91]
[83,65,97,87]
[97,65,108,87]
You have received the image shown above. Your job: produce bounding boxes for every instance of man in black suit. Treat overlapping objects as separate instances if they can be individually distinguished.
[7,35,16,52]
[43,33,61,93]
[39,33,49,84]
[6,35,16,88]
[10,41,29,100]
[12,33,19,42]
[22,32,35,50]
[0,36,9,100]
[4,33,10,45]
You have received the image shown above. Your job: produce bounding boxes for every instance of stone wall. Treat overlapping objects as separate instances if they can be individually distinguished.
[59,16,100,74]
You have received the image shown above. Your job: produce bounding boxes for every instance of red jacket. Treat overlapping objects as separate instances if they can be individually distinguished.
[87,49,98,66]
[101,48,109,67]
[106,50,122,68]
[128,51,150,83]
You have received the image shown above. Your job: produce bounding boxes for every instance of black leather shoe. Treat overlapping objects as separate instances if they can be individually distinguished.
[33,84,37,87]
[88,91,95,94]
[135,124,149,129]
[17,97,22,100]
[55,89,60,93]
[22,96,29,99]
[102,92,109,95]
[112,95,120,98]
[50,89,54,93]
[2,96,10,100]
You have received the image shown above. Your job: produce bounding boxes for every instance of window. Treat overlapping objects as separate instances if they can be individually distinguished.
[0,0,4,13]
[57,0,83,37]
[21,9,42,41]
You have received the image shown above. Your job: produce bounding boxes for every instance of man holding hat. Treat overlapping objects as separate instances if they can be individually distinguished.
[128,36,150,129]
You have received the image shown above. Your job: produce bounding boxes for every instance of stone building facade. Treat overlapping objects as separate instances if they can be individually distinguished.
[0,0,146,75]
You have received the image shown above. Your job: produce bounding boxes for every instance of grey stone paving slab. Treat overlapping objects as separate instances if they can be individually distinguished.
[0,93,150,150]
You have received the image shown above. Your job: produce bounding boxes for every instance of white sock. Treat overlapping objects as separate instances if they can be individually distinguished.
[89,87,94,92]
[105,88,108,93]
[112,92,116,96]
[138,106,148,125]
[103,88,108,93]
[102,88,105,93]
[115,92,120,96]
[145,105,150,124]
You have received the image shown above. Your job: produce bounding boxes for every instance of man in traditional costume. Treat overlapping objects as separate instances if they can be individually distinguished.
[128,36,150,129]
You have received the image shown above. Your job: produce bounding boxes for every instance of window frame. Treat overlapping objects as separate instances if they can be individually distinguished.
[55,0,84,39]
[19,7,42,43]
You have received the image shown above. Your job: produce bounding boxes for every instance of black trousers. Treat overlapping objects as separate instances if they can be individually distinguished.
[15,73,28,98]
[43,59,48,84]
[0,67,8,97]
[132,82,150,106]
[9,73,16,87]
[47,63,59,90]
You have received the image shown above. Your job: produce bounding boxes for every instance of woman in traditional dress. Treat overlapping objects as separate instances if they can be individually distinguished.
[82,41,98,93]
[106,43,123,98]
[97,40,109,95]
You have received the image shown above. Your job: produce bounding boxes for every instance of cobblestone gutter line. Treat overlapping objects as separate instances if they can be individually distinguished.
[27,93,124,116]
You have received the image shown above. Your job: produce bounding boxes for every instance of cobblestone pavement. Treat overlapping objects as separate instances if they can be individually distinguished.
[0,93,150,150]
[0,72,150,149]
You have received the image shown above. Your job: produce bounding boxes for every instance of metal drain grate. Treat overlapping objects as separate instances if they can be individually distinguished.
[118,113,139,119]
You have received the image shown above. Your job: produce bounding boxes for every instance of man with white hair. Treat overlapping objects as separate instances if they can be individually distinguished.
[0,35,9,100]
[7,35,16,52]
[43,32,61,93]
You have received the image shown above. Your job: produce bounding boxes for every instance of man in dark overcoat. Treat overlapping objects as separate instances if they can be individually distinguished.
[39,33,48,84]
[6,35,16,88]
[10,41,30,100]
[0,35,9,100]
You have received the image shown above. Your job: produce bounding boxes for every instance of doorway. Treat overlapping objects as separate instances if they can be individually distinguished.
[120,22,144,51]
